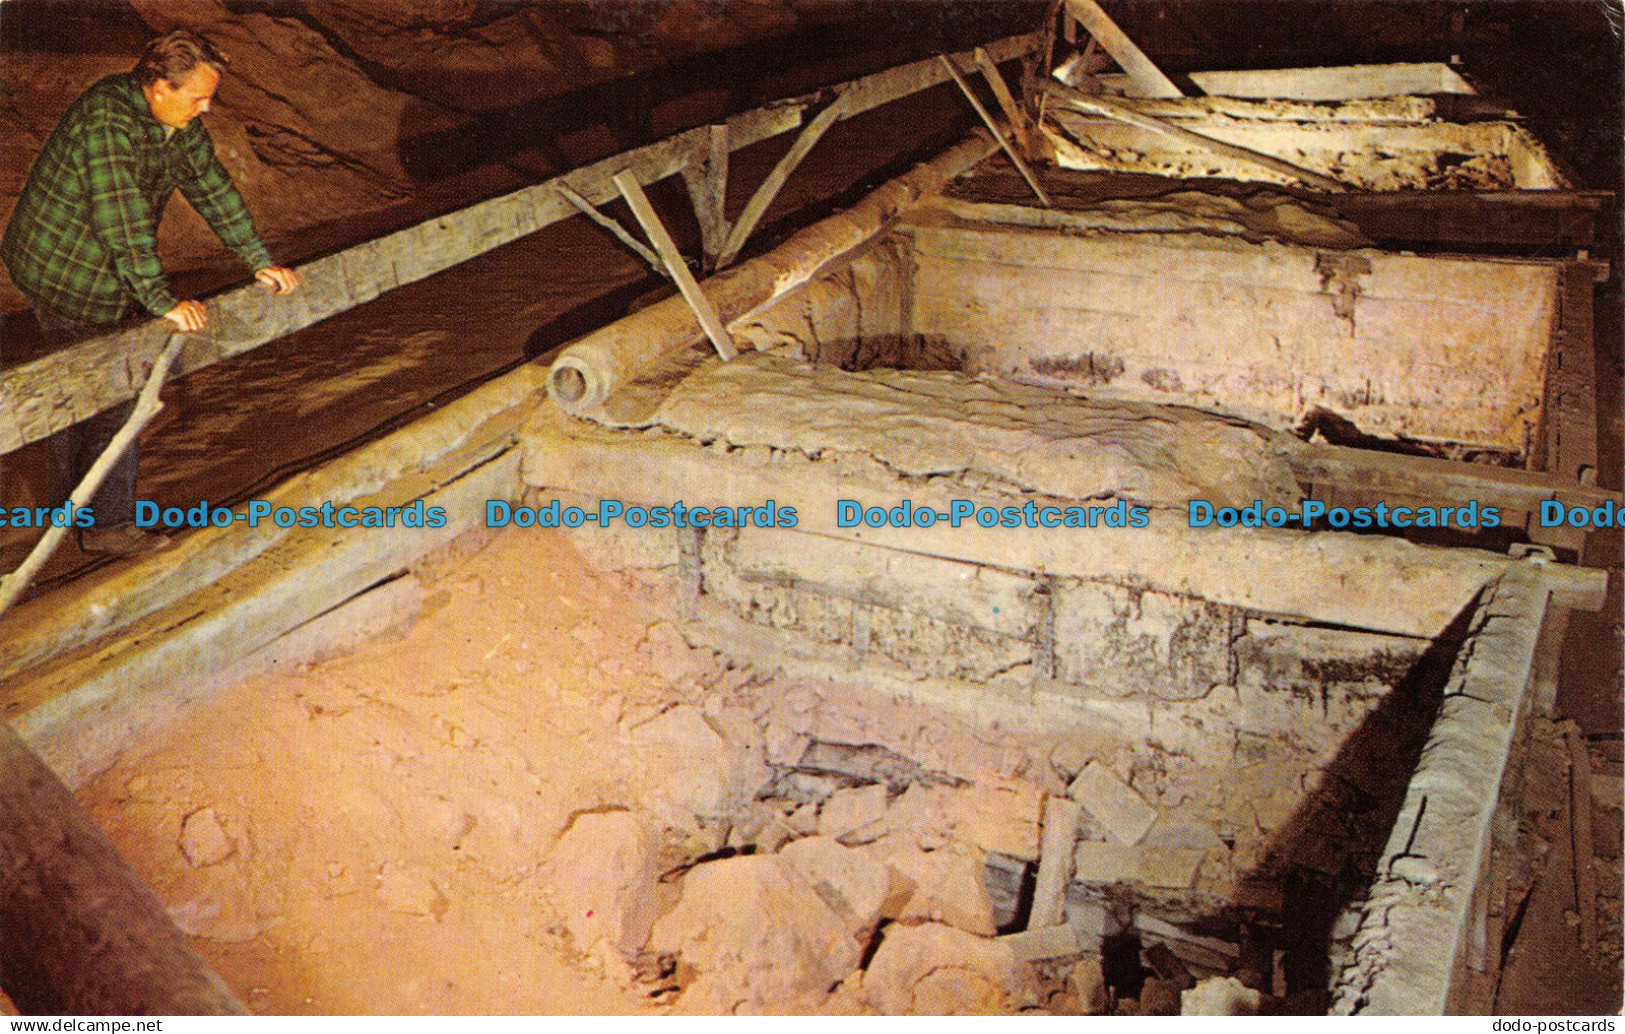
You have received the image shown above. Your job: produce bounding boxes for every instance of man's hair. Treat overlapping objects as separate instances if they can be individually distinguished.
[133,30,228,88]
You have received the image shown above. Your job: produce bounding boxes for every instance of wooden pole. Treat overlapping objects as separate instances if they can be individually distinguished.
[611,170,738,362]
[973,46,1031,155]
[0,335,186,621]
[940,55,1053,208]
[681,123,731,273]
[0,722,247,1014]
[1052,89,1353,192]
[1029,794,1082,928]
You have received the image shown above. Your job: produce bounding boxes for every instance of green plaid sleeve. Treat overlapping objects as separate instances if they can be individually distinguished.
[82,110,178,317]
[175,125,274,273]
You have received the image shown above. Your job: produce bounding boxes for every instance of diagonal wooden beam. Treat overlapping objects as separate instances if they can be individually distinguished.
[1064,0,1182,98]
[940,55,1052,208]
[611,170,737,362]
[717,95,850,269]
[554,182,668,279]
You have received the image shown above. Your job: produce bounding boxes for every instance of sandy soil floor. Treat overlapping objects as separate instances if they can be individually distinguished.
[79,529,689,1014]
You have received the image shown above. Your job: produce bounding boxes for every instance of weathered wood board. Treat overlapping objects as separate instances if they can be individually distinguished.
[901,217,1564,452]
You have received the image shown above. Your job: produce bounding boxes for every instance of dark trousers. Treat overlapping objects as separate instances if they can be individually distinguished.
[33,308,139,528]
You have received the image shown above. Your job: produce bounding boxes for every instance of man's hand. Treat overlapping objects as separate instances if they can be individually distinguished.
[255,265,299,295]
[162,299,208,333]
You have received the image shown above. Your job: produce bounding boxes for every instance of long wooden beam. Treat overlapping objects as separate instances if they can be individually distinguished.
[0,31,1040,456]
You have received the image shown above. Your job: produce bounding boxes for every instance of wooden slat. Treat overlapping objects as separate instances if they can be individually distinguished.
[680,123,731,272]
[717,96,851,268]
[1538,263,1599,482]
[974,46,1030,154]
[554,182,667,278]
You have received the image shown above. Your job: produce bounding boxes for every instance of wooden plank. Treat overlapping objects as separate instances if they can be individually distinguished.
[613,170,738,361]
[680,123,731,272]
[1063,0,1182,98]
[718,96,851,269]
[11,451,522,781]
[1189,63,1475,101]
[974,46,1030,154]
[523,411,1544,639]
[0,372,536,687]
[1566,722,1599,950]
[0,722,245,1014]
[0,31,1040,456]
[941,56,1052,207]
[1029,795,1083,928]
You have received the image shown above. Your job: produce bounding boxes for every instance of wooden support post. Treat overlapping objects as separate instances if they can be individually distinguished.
[941,55,1052,208]
[1029,794,1082,929]
[1052,89,1351,191]
[974,46,1031,155]
[611,170,738,362]
[717,97,849,269]
[0,722,246,1014]
[680,124,731,273]
[554,182,668,279]
[1063,0,1183,98]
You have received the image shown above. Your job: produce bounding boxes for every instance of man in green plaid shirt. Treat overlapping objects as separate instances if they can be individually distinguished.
[2,30,298,556]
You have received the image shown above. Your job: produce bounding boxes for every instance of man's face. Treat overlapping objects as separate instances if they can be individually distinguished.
[147,63,219,129]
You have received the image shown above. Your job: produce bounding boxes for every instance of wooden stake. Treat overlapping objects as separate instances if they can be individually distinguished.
[974,46,1031,155]
[940,55,1053,208]
[718,95,849,269]
[611,170,738,362]
[1063,0,1183,98]
[555,182,668,279]
[1566,722,1599,950]
[0,334,185,620]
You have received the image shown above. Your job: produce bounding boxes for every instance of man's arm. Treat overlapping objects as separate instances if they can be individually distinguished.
[82,111,182,319]
[173,124,282,278]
